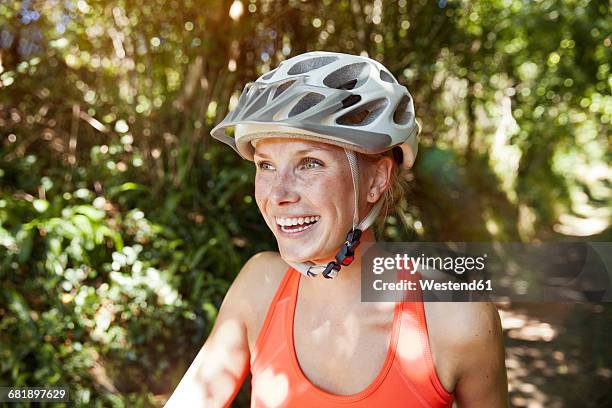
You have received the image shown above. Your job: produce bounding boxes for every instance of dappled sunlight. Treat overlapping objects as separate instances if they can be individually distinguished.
[229,0,244,21]
[499,309,557,341]
[504,334,562,406]
[395,314,429,386]
[370,301,397,321]
[199,319,248,380]
[310,313,361,361]
[165,318,248,408]
[490,95,522,203]
[505,346,564,408]
[396,314,425,362]
[497,303,612,408]
[554,213,609,237]
[509,323,556,342]
[252,367,290,408]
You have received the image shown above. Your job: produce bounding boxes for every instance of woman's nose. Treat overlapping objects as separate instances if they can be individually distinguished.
[269,171,300,205]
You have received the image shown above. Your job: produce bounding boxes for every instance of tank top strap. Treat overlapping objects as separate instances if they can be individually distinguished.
[251,266,298,367]
[395,267,454,404]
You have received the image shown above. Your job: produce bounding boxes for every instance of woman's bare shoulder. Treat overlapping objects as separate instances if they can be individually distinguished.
[424,302,503,366]
[426,301,502,347]
[424,301,504,392]
[230,251,290,347]
[236,251,289,296]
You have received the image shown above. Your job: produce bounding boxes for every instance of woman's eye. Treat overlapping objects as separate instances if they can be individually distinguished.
[302,158,323,169]
[256,161,274,170]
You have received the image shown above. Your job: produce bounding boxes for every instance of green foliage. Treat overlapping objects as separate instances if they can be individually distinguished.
[0,0,610,406]
[0,164,270,405]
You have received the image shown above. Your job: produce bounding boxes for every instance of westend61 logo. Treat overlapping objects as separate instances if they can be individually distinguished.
[361,242,612,303]
[372,253,487,275]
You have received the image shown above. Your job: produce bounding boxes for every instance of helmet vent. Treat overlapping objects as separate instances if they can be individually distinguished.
[261,69,277,80]
[393,94,413,125]
[379,70,396,83]
[288,92,325,117]
[341,94,362,109]
[336,98,388,126]
[247,87,263,102]
[273,79,296,99]
[287,56,338,75]
[323,62,369,90]
[244,87,272,117]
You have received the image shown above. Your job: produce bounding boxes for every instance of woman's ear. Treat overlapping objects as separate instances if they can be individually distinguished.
[367,156,394,203]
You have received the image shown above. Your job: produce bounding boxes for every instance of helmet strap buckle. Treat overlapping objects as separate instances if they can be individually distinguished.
[322,228,363,279]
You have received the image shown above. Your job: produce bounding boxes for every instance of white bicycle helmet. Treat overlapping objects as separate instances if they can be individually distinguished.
[211,51,419,278]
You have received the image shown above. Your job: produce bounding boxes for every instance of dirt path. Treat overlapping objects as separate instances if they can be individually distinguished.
[497,302,612,408]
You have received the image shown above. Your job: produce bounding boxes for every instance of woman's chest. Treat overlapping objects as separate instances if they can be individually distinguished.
[291,301,397,395]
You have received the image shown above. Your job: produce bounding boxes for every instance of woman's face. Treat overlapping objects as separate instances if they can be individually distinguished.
[253,137,369,264]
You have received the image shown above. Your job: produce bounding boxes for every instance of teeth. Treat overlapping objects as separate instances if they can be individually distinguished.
[280,222,317,233]
[275,215,320,227]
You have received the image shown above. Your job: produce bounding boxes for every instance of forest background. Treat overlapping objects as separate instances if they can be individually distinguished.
[1,0,610,406]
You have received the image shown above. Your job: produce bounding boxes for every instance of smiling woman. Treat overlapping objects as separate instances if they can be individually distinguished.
[165,51,508,408]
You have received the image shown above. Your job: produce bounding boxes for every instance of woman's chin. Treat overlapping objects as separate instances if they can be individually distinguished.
[278,250,314,265]
[278,246,336,266]
[275,229,344,264]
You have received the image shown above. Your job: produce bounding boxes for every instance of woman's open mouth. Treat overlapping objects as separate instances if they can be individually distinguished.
[275,215,320,234]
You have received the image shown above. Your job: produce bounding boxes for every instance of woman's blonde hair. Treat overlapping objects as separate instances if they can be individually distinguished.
[360,148,412,236]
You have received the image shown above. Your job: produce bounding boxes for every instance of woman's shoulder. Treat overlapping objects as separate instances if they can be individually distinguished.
[424,301,504,392]
[238,251,289,290]
[230,251,290,348]
[425,301,502,349]
[231,251,288,302]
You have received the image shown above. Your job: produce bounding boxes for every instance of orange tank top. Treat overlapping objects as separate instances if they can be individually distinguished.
[249,267,454,407]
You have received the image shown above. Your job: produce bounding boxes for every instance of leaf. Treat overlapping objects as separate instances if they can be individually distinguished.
[33,199,49,213]
[189,246,208,269]
[74,205,106,221]
[72,214,94,240]
[3,288,32,323]
[16,228,34,263]
[108,182,149,198]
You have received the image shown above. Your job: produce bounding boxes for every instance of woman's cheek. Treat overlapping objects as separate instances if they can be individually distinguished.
[254,175,269,210]
[307,171,350,198]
